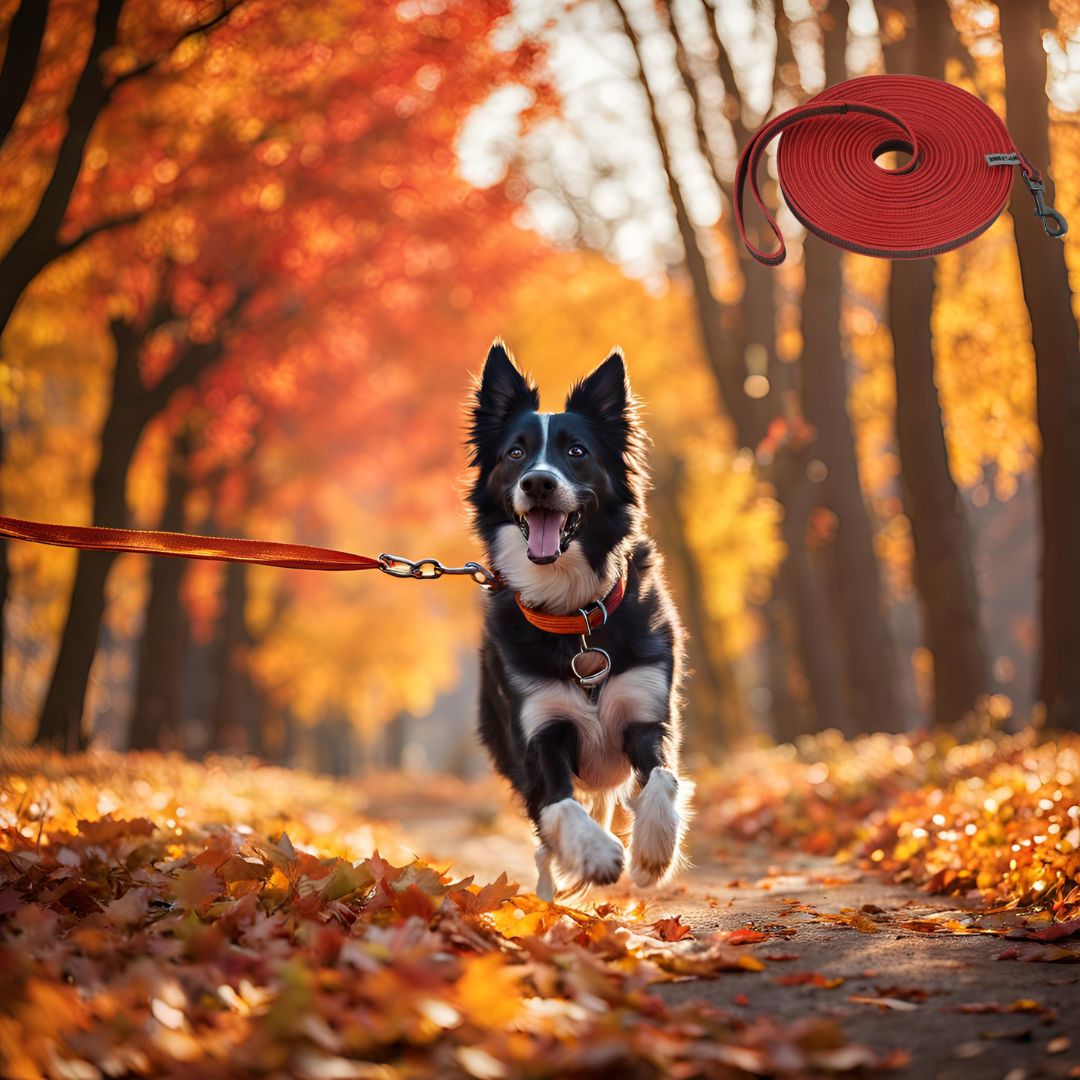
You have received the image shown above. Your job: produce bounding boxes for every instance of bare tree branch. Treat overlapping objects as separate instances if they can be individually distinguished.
[0,0,123,331]
[609,0,762,446]
[662,2,728,195]
[699,0,750,149]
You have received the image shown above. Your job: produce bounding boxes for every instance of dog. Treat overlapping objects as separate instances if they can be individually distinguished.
[467,341,691,900]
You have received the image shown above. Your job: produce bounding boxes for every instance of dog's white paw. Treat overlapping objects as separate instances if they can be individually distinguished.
[629,767,691,887]
[540,798,624,887]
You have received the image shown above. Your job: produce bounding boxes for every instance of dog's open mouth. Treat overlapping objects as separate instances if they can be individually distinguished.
[517,507,583,564]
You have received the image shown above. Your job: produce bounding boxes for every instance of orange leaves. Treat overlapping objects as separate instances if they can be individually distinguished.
[449,872,521,916]
[649,915,694,942]
[716,926,770,946]
[695,729,1080,928]
[0,750,926,1078]
[776,972,845,989]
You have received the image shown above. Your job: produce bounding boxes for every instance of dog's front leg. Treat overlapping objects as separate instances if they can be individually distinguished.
[623,722,692,887]
[525,720,624,893]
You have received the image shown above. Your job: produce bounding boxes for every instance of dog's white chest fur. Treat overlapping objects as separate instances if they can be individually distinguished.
[512,662,670,791]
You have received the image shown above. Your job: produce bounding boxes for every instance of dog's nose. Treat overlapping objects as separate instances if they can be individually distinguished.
[520,471,557,496]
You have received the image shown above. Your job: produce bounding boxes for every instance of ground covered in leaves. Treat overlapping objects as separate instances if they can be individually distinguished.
[1,731,1078,1079]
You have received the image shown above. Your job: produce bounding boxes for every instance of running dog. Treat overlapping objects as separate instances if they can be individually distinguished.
[467,341,691,899]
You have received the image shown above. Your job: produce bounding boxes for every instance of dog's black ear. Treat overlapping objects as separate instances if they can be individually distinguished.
[566,350,629,421]
[469,341,539,458]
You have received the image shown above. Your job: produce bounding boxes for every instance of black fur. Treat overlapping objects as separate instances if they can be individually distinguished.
[467,341,687,892]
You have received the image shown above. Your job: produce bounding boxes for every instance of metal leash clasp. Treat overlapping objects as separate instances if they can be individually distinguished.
[1023,173,1068,239]
[378,553,496,587]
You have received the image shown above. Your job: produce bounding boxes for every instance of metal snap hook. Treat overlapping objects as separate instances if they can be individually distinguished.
[1023,173,1069,239]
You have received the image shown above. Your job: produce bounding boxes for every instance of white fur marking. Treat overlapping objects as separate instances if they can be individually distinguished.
[514,662,670,791]
[540,798,624,886]
[536,412,571,483]
[630,767,693,887]
[492,525,622,612]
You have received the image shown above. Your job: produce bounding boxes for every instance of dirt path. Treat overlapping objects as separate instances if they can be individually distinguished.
[363,774,1080,1080]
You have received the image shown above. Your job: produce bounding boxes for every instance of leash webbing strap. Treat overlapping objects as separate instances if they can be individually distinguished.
[0,514,383,572]
[735,74,1066,266]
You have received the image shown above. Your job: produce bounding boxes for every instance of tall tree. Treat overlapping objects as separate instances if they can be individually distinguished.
[0,0,242,725]
[613,0,859,735]
[998,0,1080,731]
[128,423,193,751]
[34,295,240,749]
[875,0,989,728]
[797,0,904,732]
[209,559,258,754]
[17,0,547,748]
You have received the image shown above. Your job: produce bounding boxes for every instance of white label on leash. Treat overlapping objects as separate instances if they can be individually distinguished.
[985,152,1021,166]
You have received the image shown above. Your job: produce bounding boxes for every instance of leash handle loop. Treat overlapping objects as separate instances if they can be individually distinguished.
[735,99,921,266]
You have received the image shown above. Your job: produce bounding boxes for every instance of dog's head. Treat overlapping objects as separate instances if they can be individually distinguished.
[467,341,647,577]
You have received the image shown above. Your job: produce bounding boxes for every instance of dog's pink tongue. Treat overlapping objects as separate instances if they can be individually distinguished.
[526,508,566,561]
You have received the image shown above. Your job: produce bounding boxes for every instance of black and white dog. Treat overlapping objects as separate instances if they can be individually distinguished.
[468,341,691,899]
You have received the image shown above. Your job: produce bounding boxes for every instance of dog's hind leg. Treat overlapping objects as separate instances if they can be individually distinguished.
[525,720,624,890]
[623,722,693,887]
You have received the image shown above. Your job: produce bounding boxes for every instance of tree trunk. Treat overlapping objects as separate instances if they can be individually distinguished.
[872,2,989,729]
[891,262,989,724]
[615,0,858,738]
[129,427,192,750]
[0,425,6,729]
[33,405,139,748]
[210,559,259,754]
[998,0,1080,732]
[797,0,904,733]
[772,452,850,736]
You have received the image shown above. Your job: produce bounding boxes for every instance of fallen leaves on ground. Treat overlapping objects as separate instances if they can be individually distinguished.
[696,728,1080,934]
[1,750,903,1080]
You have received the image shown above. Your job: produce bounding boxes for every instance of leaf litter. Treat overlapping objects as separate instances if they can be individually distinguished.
[1,749,907,1079]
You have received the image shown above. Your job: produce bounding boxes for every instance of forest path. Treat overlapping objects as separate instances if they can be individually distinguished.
[363,773,1080,1080]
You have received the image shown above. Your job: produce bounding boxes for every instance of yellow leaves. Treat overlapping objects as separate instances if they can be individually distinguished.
[488,894,562,940]
[454,954,523,1030]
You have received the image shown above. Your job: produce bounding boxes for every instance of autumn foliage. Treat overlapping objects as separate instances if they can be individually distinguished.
[2,750,915,1079]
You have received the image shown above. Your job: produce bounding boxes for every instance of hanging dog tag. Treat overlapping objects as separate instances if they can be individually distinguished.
[571,642,611,703]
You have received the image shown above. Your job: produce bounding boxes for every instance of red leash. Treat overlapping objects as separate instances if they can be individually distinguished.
[0,514,495,583]
[736,74,1066,266]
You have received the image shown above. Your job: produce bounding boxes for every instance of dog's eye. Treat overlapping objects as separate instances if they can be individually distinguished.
[567,444,588,458]
[507,446,525,460]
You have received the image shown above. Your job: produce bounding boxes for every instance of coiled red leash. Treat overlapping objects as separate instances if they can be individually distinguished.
[735,74,1067,265]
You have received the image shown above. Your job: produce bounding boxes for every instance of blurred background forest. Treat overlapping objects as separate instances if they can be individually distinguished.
[0,0,1078,772]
